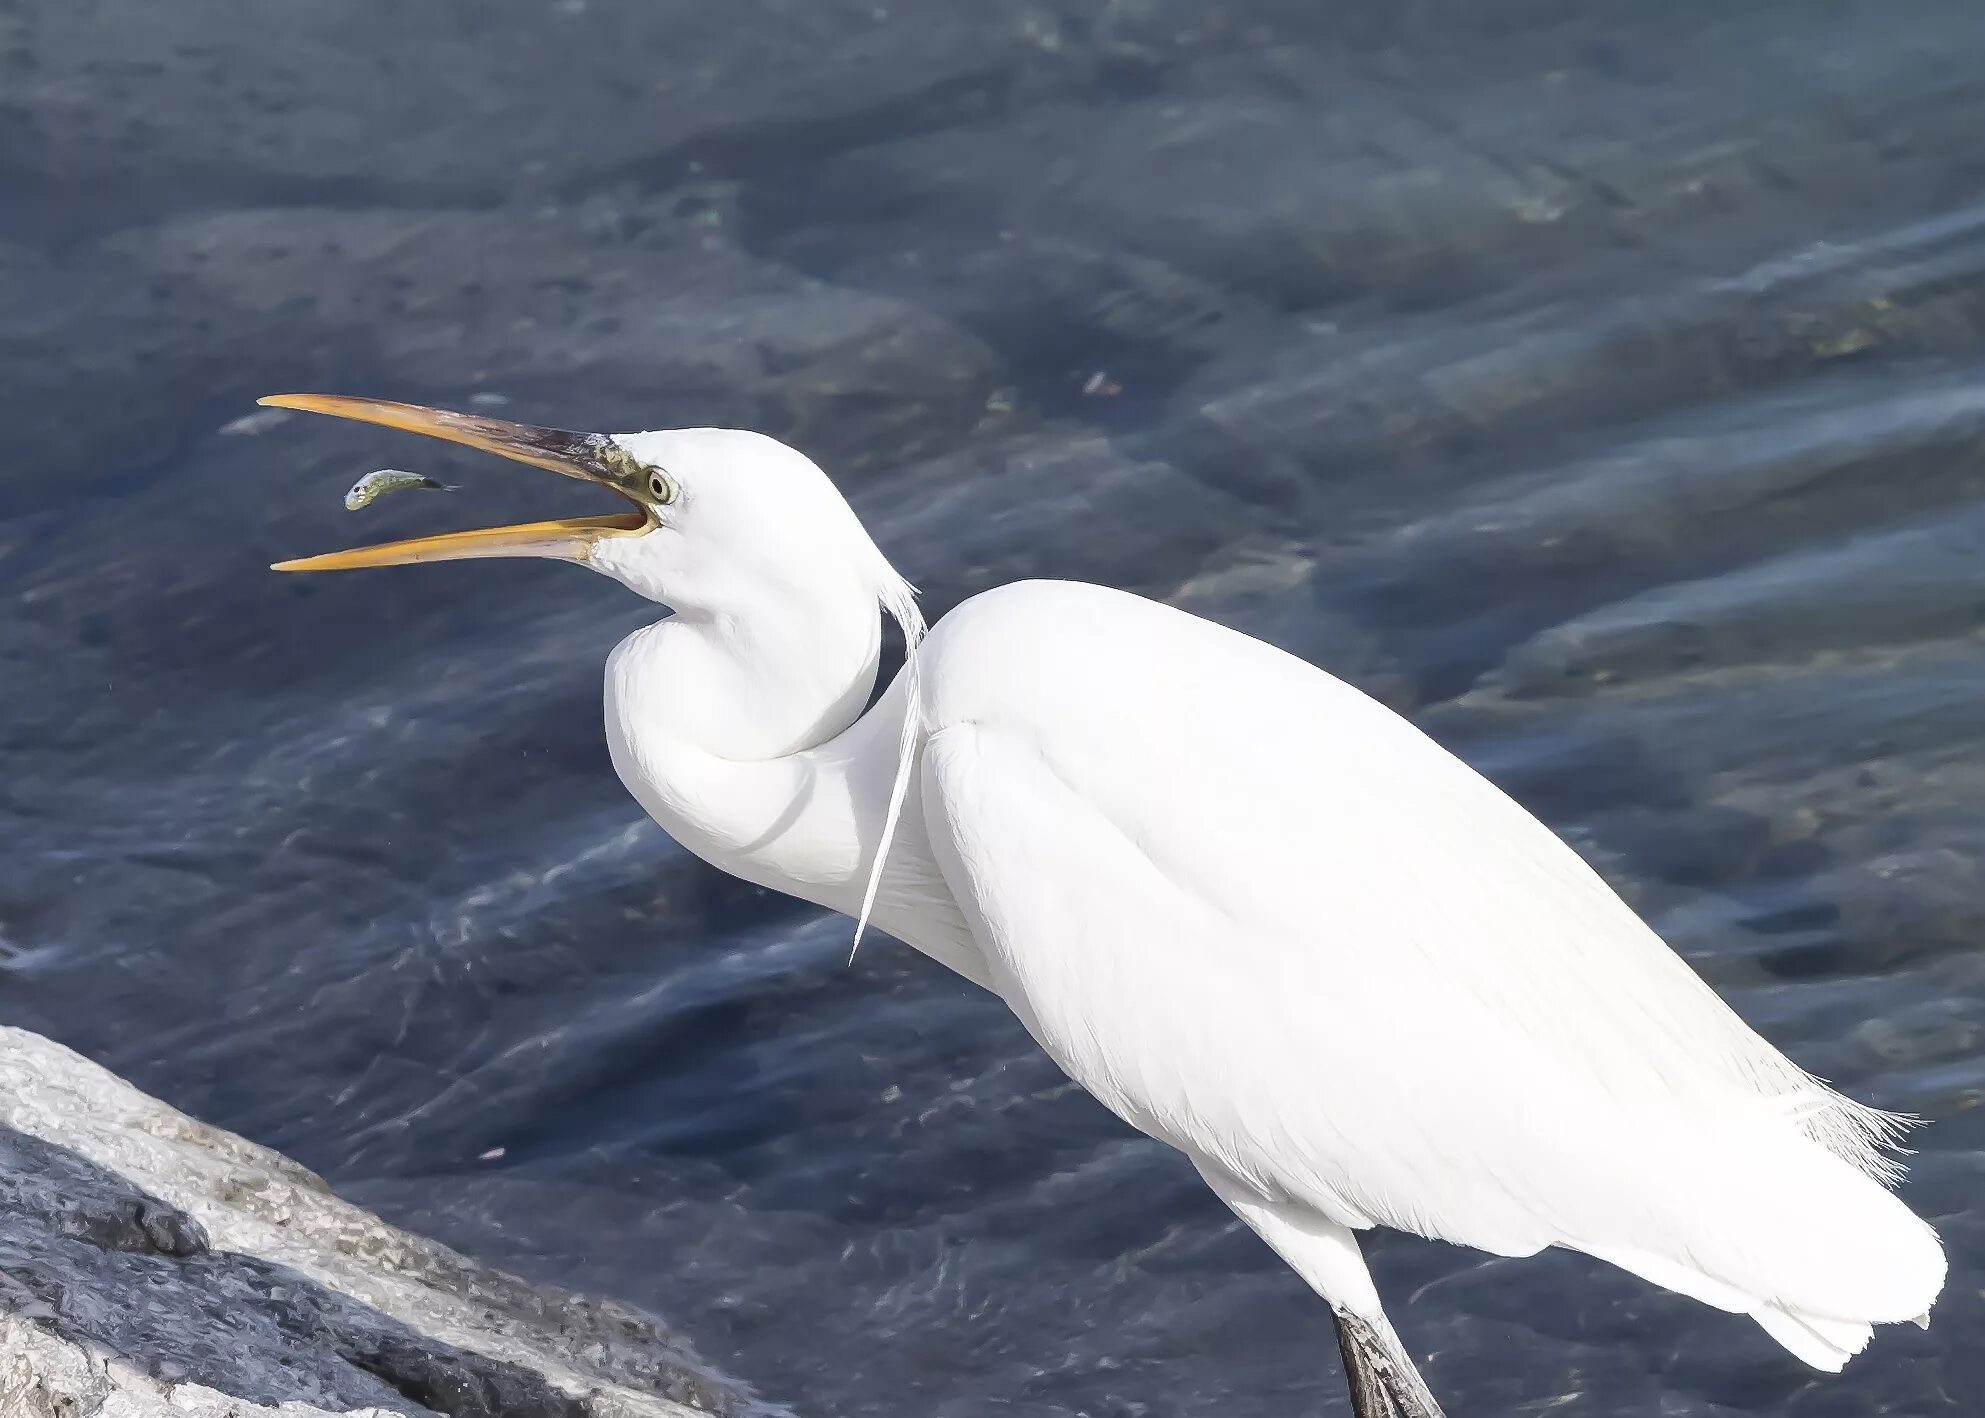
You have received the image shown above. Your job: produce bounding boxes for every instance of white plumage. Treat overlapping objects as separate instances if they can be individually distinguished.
[907,581,1938,1375]
[268,401,1945,1416]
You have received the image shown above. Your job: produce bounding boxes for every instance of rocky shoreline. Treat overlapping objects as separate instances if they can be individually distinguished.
[0,1028,759,1418]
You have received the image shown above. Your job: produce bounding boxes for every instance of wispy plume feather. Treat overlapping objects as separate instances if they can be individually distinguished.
[851,573,926,962]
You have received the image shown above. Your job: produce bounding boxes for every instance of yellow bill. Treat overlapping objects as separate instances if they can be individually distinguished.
[270,512,645,572]
[261,394,654,573]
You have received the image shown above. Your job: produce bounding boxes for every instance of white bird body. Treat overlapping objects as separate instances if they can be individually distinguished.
[607,570,1940,1374]
[267,401,1945,1415]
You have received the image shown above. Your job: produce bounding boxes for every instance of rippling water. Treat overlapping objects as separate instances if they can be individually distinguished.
[6,2,1985,1414]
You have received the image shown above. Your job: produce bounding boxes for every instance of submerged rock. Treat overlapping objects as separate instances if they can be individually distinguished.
[0,1027,757,1418]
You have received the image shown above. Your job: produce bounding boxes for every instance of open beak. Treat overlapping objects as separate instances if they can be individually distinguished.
[262,394,652,573]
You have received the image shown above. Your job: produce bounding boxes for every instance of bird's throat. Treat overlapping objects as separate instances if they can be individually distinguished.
[629,588,883,757]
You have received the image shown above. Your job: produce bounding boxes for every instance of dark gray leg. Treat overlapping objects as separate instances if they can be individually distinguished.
[1332,1309,1447,1418]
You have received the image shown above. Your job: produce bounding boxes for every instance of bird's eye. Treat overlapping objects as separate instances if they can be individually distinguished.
[648,470,677,505]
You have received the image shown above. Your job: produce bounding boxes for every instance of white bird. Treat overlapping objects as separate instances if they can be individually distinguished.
[264,394,1944,1418]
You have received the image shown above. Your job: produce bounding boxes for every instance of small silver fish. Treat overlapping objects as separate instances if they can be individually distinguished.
[344,469,456,511]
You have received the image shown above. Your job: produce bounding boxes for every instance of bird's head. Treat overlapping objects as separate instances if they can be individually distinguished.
[264,395,906,621]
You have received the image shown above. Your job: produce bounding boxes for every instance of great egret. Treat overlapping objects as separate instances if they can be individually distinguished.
[264,394,1944,1418]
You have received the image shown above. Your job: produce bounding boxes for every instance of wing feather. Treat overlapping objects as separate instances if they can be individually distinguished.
[913,580,1939,1325]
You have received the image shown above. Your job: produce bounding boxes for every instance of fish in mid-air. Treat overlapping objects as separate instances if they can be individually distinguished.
[344,468,457,511]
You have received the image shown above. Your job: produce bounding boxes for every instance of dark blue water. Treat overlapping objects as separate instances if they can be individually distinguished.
[6,2,1985,1413]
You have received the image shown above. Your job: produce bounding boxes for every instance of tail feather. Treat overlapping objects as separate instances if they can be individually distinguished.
[1596,1235,1929,1372]
[1580,1125,1943,1370]
[1710,1139,1946,1328]
[1751,1307,1872,1373]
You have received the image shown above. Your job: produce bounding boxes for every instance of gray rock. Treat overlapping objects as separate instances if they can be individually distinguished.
[0,1027,758,1418]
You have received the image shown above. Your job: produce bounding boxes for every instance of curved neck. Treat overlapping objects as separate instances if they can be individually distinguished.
[604,579,987,989]
[604,577,886,889]
[632,587,881,763]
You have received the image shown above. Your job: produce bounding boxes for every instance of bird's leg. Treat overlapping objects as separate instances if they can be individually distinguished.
[1332,1308,1447,1418]
[1187,1163,1449,1417]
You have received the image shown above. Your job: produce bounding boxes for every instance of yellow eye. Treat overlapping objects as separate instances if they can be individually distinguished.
[648,470,677,505]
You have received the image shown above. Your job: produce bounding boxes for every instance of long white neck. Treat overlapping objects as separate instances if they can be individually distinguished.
[635,589,881,762]
[602,576,987,989]
[604,576,888,900]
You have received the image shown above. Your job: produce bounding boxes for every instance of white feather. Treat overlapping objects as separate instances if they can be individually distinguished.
[850,575,926,962]
[906,581,1942,1355]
